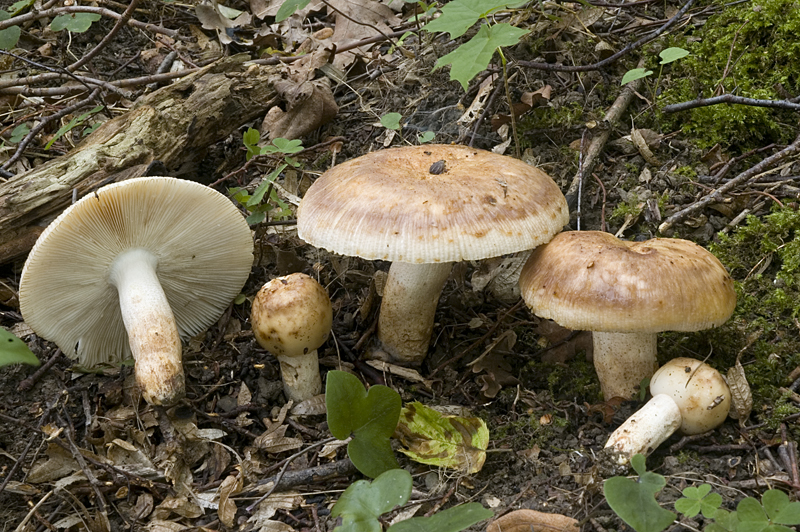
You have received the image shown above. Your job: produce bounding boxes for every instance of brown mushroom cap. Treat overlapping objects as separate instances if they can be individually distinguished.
[297,145,569,263]
[519,231,736,333]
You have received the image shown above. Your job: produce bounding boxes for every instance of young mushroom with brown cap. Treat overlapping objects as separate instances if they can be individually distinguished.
[251,273,332,402]
[519,231,736,400]
[604,357,731,465]
[19,177,254,405]
[297,145,568,365]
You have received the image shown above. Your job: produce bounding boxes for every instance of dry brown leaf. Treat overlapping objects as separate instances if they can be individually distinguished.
[218,472,243,527]
[727,359,752,423]
[471,331,520,398]
[26,443,79,484]
[631,127,659,165]
[247,492,303,531]
[253,424,304,453]
[154,494,204,520]
[328,0,401,69]
[486,509,579,532]
[533,319,593,364]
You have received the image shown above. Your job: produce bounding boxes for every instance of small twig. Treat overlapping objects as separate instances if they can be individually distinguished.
[0,6,178,38]
[468,76,504,148]
[591,172,607,232]
[68,0,141,73]
[0,398,57,497]
[18,348,64,392]
[663,93,800,114]
[246,437,339,512]
[659,133,800,232]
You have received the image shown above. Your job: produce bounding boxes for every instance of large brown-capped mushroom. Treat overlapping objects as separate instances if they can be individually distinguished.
[604,357,731,465]
[519,231,736,400]
[297,145,568,365]
[251,273,332,402]
[19,177,254,405]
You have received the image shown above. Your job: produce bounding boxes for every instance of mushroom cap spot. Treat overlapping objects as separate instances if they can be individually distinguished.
[18,176,254,367]
[251,273,333,358]
[519,231,737,333]
[649,357,731,434]
[296,145,568,263]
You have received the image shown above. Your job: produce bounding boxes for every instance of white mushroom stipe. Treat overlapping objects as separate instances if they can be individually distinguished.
[377,262,452,365]
[592,332,658,400]
[109,248,183,405]
[604,358,731,465]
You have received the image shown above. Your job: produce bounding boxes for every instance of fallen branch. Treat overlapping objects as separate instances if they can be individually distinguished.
[659,133,800,233]
[0,54,281,264]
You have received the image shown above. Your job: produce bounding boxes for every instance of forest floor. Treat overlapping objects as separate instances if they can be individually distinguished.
[2,0,800,531]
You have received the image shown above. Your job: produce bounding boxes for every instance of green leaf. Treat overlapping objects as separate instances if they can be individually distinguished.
[276,0,312,23]
[435,23,529,91]
[417,131,435,143]
[674,484,722,519]
[422,0,527,39]
[707,508,738,532]
[621,68,653,85]
[0,11,20,50]
[604,455,675,532]
[331,469,412,532]
[0,328,39,367]
[388,503,493,532]
[738,497,770,532]
[659,47,689,65]
[243,127,261,161]
[762,489,800,525]
[395,402,489,473]
[9,123,29,143]
[50,13,101,33]
[380,113,402,130]
[326,370,401,478]
[7,0,35,16]
[271,137,304,154]
[247,165,286,207]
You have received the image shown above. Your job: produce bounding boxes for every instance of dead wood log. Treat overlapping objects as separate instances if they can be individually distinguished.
[0,54,280,265]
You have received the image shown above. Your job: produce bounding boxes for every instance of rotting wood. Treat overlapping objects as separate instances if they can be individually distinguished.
[0,54,280,265]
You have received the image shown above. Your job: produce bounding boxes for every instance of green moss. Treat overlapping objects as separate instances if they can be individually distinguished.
[609,192,643,222]
[659,0,800,151]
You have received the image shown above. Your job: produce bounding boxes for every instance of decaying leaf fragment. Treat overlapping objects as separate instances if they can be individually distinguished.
[395,402,489,474]
[727,357,752,423]
[486,509,579,532]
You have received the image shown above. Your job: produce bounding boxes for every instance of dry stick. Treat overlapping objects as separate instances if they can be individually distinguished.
[564,65,644,209]
[68,0,140,73]
[1,88,102,172]
[516,0,696,72]
[0,398,57,497]
[659,132,800,233]
[664,93,800,113]
[17,348,64,392]
[0,6,178,38]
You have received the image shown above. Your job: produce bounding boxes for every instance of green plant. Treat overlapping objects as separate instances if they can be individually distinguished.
[622,47,690,85]
[45,105,103,149]
[604,454,800,532]
[229,128,300,225]
[379,112,435,143]
[0,2,99,50]
[0,328,39,367]
[325,370,402,478]
[331,468,492,532]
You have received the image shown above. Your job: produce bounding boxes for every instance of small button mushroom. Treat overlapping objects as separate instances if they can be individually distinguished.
[519,231,736,400]
[297,145,568,365]
[251,273,332,402]
[604,357,731,465]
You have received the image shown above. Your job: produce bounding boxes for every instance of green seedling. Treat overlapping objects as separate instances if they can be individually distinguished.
[606,455,800,532]
[380,113,403,131]
[621,47,690,85]
[0,10,20,50]
[422,0,529,90]
[1,2,100,51]
[326,370,402,478]
[45,105,103,149]
[8,124,29,144]
[230,129,301,225]
[0,328,39,367]
[331,468,493,532]
[50,13,101,33]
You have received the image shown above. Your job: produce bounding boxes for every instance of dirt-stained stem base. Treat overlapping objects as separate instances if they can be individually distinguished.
[593,331,658,400]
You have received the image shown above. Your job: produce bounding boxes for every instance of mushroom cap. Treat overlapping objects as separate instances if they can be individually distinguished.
[251,273,332,359]
[519,231,736,333]
[19,177,254,367]
[649,357,731,434]
[296,145,569,263]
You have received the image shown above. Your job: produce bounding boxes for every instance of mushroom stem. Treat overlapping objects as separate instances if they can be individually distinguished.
[277,350,322,402]
[592,331,658,400]
[109,248,184,405]
[378,262,452,364]
[604,394,682,465]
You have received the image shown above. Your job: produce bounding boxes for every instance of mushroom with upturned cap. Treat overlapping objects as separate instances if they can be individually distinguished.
[604,357,731,465]
[297,145,568,365]
[19,177,254,405]
[519,231,736,400]
[251,273,332,402]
